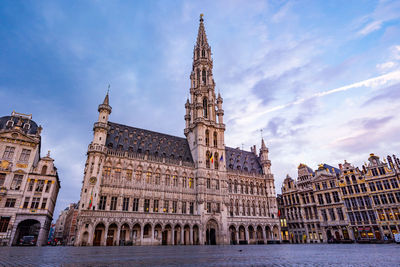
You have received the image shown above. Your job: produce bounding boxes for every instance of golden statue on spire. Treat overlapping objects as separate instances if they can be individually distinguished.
[200,13,204,21]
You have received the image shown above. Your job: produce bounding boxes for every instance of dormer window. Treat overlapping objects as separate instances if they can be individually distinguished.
[23,123,30,130]
[6,120,13,128]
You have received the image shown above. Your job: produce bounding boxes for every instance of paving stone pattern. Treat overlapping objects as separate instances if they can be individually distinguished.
[0,244,399,266]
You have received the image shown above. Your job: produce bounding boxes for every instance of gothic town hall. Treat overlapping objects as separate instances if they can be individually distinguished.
[75,16,280,246]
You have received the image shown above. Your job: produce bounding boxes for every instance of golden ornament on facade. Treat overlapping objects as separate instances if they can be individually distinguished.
[89,177,97,185]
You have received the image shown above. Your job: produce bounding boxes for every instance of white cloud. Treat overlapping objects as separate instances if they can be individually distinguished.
[376,61,397,71]
[358,20,383,36]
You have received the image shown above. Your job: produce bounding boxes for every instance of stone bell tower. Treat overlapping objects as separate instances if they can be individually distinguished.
[184,14,226,170]
[79,92,111,212]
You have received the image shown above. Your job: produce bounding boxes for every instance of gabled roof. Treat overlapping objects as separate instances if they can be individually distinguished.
[106,122,194,163]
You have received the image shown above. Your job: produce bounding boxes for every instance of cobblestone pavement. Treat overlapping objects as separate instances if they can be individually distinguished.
[0,244,399,267]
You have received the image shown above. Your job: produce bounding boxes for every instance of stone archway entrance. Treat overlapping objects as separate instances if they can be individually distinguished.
[107,223,118,246]
[93,223,105,246]
[229,225,237,245]
[81,231,89,246]
[13,219,40,246]
[205,219,218,245]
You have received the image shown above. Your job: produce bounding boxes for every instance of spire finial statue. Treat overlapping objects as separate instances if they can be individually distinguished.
[200,13,204,22]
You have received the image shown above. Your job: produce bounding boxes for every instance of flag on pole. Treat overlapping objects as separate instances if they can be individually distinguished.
[210,154,214,164]
[88,190,93,209]
[220,154,223,162]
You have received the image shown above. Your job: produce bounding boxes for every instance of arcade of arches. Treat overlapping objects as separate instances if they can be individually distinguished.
[78,220,280,246]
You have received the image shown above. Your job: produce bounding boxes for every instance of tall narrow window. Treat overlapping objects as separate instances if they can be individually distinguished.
[5,198,16,208]
[19,149,31,162]
[203,98,208,118]
[11,174,23,190]
[206,151,211,168]
[0,217,10,233]
[164,200,169,213]
[202,49,205,58]
[3,146,15,159]
[114,168,121,179]
[205,130,209,146]
[110,197,117,210]
[23,197,30,208]
[45,181,52,193]
[202,69,206,84]
[196,69,200,86]
[41,166,48,175]
[213,132,217,147]
[144,199,150,212]
[99,196,107,210]
[30,197,40,209]
[103,167,111,178]
[0,173,6,187]
[214,152,219,169]
[189,202,194,214]
[172,201,177,213]
[132,198,139,212]
[122,197,129,211]
[35,180,44,192]
[182,202,186,214]
[153,199,159,212]
[41,198,47,209]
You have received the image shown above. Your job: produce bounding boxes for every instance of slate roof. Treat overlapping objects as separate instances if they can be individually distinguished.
[106,122,194,163]
[106,122,263,174]
[0,116,39,135]
[322,163,341,175]
[225,146,263,174]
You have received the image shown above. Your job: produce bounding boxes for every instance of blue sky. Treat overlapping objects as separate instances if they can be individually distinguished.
[1,0,400,219]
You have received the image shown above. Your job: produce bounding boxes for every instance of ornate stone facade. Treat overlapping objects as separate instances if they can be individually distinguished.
[75,15,280,246]
[0,111,60,246]
[281,153,400,243]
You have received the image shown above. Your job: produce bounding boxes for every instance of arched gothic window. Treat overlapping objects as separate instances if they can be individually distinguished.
[41,165,47,175]
[235,200,239,215]
[234,180,238,193]
[206,151,211,168]
[202,69,206,84]
[214,152,219,169]
[197,49,200,59]
[203,98,208,118]
[196,69,200,87]
[205,130,209,146]
[228,180,232,193]
[202,49,205,58]
[213,132,217,147]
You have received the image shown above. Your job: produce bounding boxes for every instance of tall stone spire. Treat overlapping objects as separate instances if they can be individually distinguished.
[185,13,221,134]
[196,14,209,49]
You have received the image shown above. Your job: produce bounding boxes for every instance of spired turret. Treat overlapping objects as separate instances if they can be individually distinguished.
[93,92,112,146]
[260,138,271,175]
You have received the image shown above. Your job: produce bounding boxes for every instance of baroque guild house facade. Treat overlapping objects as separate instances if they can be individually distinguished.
[75,16,280,246]
[0,111,60,246]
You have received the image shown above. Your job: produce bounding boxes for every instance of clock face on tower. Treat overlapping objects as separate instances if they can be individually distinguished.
[89,177,97,185]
